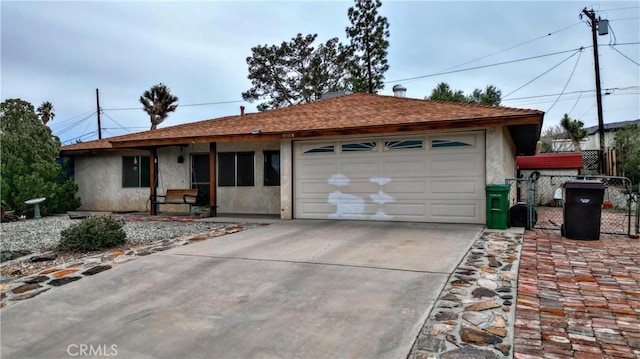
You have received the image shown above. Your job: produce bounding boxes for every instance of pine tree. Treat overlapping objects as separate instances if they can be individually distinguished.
[242,34,351,111]
[346,0,390,94]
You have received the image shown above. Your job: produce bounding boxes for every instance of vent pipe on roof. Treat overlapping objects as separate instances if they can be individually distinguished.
[392,84,407,97]
[240,106,245,116]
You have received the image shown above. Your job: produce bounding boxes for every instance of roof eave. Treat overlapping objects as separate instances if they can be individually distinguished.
[106,113,542,149]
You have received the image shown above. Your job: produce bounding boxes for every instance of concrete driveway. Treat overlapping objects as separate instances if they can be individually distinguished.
[1,220,482,359]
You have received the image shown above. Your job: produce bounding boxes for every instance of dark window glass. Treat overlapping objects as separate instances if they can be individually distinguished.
[218,153,235,187]
[236,152,254,186]
[122,156,150,188]
[191,154,210,204]
[140,156,150,187]
[264,151,280,186]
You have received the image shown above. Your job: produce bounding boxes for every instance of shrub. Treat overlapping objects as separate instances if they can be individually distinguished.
[59,216,126,252]
[0,99,81,217]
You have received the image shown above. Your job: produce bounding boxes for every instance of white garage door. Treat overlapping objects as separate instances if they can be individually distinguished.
[294,131,486,223]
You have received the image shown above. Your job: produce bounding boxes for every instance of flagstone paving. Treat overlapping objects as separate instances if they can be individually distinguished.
[409,230,524,358]
[514,230,640,359]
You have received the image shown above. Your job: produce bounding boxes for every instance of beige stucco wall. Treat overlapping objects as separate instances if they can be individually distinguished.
[74,150,151,212]
[74,127,521,218]
[485,126,518,206]
[74,141,281,214]
[280,140,293,219]
[215,141,281,215]
[486,127,516,184]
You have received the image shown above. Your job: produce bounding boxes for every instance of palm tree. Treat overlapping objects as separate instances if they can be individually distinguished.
[560,113,588,153]
[37,101,55,125]
[139,83,179,130]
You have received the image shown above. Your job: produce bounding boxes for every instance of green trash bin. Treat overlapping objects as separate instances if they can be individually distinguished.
[486,184,510,229]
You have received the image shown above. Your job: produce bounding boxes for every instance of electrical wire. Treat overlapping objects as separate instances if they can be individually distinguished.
[385,47,583,84]
[598,6,640,12]
[567,91,583,117]
[101,112,132,133]
[438,21,584,72]
[55,112,95,136]
[49,109,96,128]
[501,86,640,102]
[609,46,640,67]
[62,131,97,144]
[103,99,244,111]
[607,23,640,67]
[503,49,582,99]
[547,48,583,112]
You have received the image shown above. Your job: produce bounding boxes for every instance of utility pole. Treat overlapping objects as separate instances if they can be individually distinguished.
[581,8,607,174]
[96,88,102,139]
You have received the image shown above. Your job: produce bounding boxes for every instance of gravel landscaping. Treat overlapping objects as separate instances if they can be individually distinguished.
[0,214,250,281]
[1,215,226,253]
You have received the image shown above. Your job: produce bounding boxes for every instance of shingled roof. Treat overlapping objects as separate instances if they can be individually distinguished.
[61,93,544,154]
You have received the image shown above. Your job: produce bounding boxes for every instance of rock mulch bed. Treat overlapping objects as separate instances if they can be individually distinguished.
[409,230,523,359]
[0,222,260,309]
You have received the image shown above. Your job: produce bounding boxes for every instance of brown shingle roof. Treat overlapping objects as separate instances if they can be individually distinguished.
[61,93,543,153]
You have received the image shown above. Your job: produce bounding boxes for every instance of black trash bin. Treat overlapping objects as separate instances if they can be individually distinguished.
[562,180,607,240]
[509,203,537,230]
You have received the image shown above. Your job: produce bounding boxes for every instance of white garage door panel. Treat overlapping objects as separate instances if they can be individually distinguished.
[429,179,483,197]
[294,131,486,223]
[430,157,483,176]
[383,159,428,172]
[430,202,481,223]
[384,203,427,217]
[383,180,428,194]
[338,161,379,176]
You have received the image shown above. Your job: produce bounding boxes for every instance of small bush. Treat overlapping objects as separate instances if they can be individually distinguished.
[59,216,126,252]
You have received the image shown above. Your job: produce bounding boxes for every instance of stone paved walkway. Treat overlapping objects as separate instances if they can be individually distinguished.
[514,230,640,359]
[409,230,524,358]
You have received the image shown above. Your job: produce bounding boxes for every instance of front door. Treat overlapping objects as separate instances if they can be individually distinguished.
[191,154,210,205]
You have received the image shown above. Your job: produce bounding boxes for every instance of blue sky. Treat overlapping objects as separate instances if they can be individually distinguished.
[2,1,638,144]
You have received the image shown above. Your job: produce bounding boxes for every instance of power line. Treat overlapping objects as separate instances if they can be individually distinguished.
[49,109,96,128]
[599,6,640,12]
[103,99,244,111]
[567,91,583,116]
[501,86,640,102]
[503,49,582,98]
[101,112,132,133]
[609,46,640,66]
[609,17,640,21]
[385,47,582,84]
[438,21,584,72]
[547,49,583,112]
[55,112,95,136]
[62,131,97,145]
[385,43,640,85]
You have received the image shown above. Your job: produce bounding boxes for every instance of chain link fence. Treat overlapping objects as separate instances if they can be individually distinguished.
[506,174,637,236]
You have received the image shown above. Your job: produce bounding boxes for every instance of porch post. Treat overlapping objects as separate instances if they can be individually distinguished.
[209,142,217,217]
[149,148,157,216]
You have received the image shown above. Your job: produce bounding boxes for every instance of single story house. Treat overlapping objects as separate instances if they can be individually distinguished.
[60,93,544,224]
[582,119,640,150]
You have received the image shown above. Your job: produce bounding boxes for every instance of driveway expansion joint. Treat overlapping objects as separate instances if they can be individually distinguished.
[169,253,450,274]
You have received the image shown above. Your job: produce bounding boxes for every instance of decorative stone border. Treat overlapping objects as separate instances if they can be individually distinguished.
[0,223,258,309]
[409,229,524,358]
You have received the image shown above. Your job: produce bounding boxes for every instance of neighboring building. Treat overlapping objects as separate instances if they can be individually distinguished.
[60,93,544,225]
[515,153,584,205]
[582,119,640,150]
